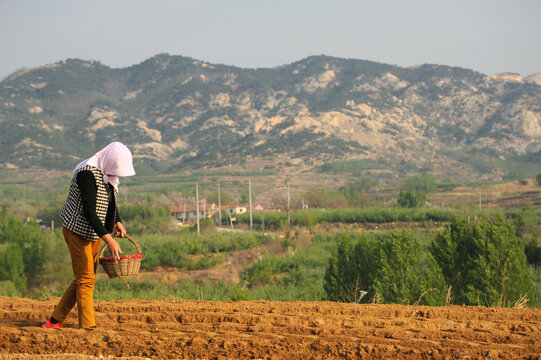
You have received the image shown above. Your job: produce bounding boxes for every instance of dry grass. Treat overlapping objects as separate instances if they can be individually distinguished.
[513,294,530,308]
[413,288,440,306]
[429,178,541,209]
[445,285,453,306]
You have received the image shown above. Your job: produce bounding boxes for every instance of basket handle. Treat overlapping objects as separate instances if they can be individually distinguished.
[99,234,141,258]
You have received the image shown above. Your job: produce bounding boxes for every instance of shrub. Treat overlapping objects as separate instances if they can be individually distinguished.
[397,189,426,208]
[430,217,537,307]
[0,280,20,297]
[373,231,446,305]
[243,233,333,300]
[131,232,270,271]
[404,174,438,193]
[0,243,26,292]
[324,234,377,302]
[119,204,174,235]
[524,242,541,266]
[511,207,540,246]
[324,231,446,305]
[0,213,48,284]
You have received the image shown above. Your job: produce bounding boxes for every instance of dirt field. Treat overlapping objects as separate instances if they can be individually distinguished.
[1,297,540,359]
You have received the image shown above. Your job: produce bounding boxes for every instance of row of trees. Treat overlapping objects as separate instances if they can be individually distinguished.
[324,216,536,306]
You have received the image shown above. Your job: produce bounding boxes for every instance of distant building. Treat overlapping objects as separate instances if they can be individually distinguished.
[221,205,247,215]
[171,203,218,222]
[172,203,269,224]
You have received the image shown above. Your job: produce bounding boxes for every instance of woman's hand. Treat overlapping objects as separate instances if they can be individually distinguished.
[103,233,122,261]
[114,222,127,238]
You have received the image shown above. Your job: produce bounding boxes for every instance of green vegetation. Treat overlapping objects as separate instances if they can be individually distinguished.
[397,189,427,208]
[324,232,445,305]
[0,196,539,307]
[438,149,541,181]
[239,207,507,228]
[241,233,335,300]
[119,204,174,235]
[131,232,269,271]
[337,178,381,208]
[0,212,49,296]
[507,207,541,267]
[395,174,438,208]
[404,174,438,193]
[325,217,537,306]
[317,159,386,174]
[431,217,536,307]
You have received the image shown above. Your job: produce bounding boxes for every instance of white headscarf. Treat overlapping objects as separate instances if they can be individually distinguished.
[74,142,135,191]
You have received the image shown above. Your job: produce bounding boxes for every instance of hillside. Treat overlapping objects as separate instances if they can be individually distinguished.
[1,54,540,182]
[1,297,540,359]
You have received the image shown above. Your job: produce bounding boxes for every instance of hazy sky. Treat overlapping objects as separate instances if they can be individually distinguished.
[1,0,540,80]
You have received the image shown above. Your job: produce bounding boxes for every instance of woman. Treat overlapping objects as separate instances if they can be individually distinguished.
[42,142,135,329]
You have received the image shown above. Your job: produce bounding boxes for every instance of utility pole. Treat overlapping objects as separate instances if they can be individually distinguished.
[196,182,200,235]
[217,180,222,225]
[183,201,186,223]
[248,179,253,230]
[478,189,482,212]
[287,180,291,225]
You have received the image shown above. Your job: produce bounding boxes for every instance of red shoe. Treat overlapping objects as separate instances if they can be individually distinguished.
[42,319,62,329]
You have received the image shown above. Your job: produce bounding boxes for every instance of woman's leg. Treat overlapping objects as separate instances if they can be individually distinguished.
[50,227,78,323]
[51,279,77,323]
[52,226,101,328]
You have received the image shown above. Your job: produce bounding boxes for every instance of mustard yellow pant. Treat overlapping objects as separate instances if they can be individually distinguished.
[52,226,102,328]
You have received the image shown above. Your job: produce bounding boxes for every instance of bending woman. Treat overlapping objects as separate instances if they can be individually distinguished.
[42,142,135,329]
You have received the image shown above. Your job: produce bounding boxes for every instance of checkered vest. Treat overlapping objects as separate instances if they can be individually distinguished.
[61,165,117,241]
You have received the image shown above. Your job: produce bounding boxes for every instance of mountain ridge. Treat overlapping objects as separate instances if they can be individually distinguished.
[1,54,540,182]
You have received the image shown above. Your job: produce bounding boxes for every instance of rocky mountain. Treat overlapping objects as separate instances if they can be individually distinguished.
[1,54,540,181]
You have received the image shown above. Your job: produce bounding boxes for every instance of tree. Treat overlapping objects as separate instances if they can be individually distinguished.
[324,231,446,305]
[430,217,537,307]
[0,213,47,283]
[0,281,20,297]
[0,243,26,293]
[205,190,234,206]
[339,178,381,207]
[404,174,437,193]
[397,189,426,208]
[373,231,446,305]
[303,188,347,209]
[324,234,377,302]
[119,205,174,235]
[512,206,540,244]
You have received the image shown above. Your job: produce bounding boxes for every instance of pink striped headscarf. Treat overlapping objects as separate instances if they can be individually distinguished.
[74,142,135,191]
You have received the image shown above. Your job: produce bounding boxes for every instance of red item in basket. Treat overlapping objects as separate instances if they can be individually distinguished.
[99,253,142,262]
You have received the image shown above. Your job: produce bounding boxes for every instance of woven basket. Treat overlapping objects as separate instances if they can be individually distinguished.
[99,235,142,278]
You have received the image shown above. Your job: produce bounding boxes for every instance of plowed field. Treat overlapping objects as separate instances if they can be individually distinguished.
[1,297,540,359]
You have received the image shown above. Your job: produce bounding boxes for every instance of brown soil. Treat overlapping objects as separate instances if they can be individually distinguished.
[1,297,540,359]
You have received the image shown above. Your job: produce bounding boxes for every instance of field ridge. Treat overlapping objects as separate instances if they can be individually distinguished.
[1,297,540,359]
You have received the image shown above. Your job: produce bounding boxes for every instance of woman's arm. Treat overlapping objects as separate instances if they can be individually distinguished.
[77,170,110,237]
[77,170,122,260]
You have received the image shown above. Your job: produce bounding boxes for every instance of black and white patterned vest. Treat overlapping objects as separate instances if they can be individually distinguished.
[61,165,117,241]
